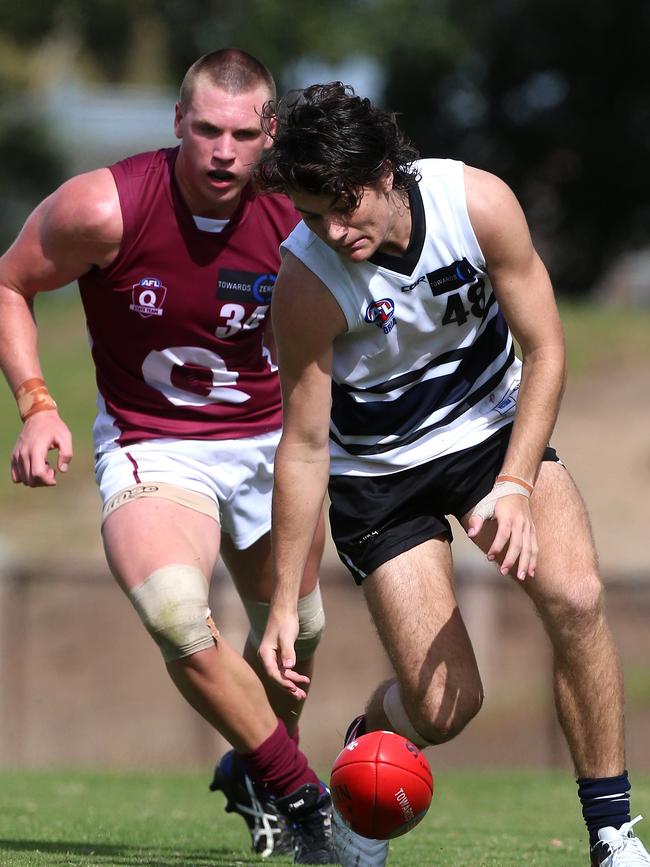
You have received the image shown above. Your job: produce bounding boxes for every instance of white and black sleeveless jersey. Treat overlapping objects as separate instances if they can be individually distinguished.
[281,158,522,476]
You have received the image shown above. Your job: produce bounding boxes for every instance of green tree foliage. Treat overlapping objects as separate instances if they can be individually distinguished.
[1,0,648,293]
[0,38,66,251]
[379,0,650,292]
[0,116,66,253]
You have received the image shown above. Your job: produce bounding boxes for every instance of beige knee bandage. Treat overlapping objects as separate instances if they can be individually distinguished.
[128,564,219,663]
[243,584,325,661]
[383,682,432,748]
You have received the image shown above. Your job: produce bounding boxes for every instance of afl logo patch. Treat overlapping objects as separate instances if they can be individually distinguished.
[364,298,396,334]
[130,277,167,318]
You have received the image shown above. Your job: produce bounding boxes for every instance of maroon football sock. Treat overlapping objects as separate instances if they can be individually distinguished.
[238,720,319,797]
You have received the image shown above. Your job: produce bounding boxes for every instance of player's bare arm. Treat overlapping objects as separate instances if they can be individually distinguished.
[463,166,566,578]
[0,169,123,486]
[259,253,346,696]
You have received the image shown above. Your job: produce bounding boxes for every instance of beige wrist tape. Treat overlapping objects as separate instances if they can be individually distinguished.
[15,378,57,421]
[494,474,534,494]
[471,475,533,521]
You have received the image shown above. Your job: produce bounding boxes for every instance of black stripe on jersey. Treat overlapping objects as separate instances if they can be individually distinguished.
[337,294,498,397]
[368,184,425,276]
[330,342,516,456]
[331,309,509,436]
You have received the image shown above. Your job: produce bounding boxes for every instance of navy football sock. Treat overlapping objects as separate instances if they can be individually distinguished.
[577,771,631,847]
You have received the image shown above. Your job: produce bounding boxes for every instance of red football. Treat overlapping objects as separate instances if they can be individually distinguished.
[330,730,434,840]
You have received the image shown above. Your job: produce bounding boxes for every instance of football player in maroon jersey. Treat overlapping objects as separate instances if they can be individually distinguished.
[0,50,335,864]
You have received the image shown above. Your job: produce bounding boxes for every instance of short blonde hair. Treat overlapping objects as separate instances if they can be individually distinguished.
[179,48,276,110]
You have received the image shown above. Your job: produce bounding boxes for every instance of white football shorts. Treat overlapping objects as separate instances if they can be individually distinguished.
[95,429,280,550]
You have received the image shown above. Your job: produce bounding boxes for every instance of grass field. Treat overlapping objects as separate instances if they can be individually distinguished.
[1,295,649,867]
[1,769,649,866]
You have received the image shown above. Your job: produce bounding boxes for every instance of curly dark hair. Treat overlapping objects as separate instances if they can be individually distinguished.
[255,82,420,209]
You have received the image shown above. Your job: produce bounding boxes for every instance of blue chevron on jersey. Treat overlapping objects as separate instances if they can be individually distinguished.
[330,312,513,443]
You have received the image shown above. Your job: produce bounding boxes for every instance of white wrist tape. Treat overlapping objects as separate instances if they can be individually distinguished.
[471,476,533,521]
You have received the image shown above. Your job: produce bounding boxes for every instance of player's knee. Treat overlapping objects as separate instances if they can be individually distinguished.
[243,584,325,661]
[414,686,484,744]
[382,680,482,747]
[571,576,604,622]
[294,584,326,660]
[544,571,605,632]
[128,564,218,663]
[384,679,483,747]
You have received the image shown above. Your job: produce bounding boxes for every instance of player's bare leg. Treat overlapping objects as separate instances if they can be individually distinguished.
[461,460,625,778]
[361,537,483,744]
[223,511,326,735]
[104,497,335,862]
[460,463,650,864]
[332,538,482,867]
[213,514,333,861]
[102,498,278,750]
[242,633,314,732]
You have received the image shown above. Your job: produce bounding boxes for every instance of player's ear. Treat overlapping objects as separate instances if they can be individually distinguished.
[380,161,394,193]
[173,102,184,140]
[261,112,277,151]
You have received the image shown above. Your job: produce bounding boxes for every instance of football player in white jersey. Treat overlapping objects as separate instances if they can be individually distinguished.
[256,83,649,867]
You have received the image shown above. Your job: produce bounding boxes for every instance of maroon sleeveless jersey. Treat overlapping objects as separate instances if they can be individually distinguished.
[78,148,299,450]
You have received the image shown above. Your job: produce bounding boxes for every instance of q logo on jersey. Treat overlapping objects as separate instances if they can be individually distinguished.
[130,277,167,318]
[365,298,396,334]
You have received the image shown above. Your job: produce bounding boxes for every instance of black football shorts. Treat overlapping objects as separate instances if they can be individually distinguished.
[328,424,561,584]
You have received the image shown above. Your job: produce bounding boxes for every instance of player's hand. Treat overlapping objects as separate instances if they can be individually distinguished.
[10,410,73,487]
[468,493,538,580]
[258,607,311,701]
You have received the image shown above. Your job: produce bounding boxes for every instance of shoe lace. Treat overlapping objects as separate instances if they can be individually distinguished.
[608,817,650,866]
[239,776,286,857]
